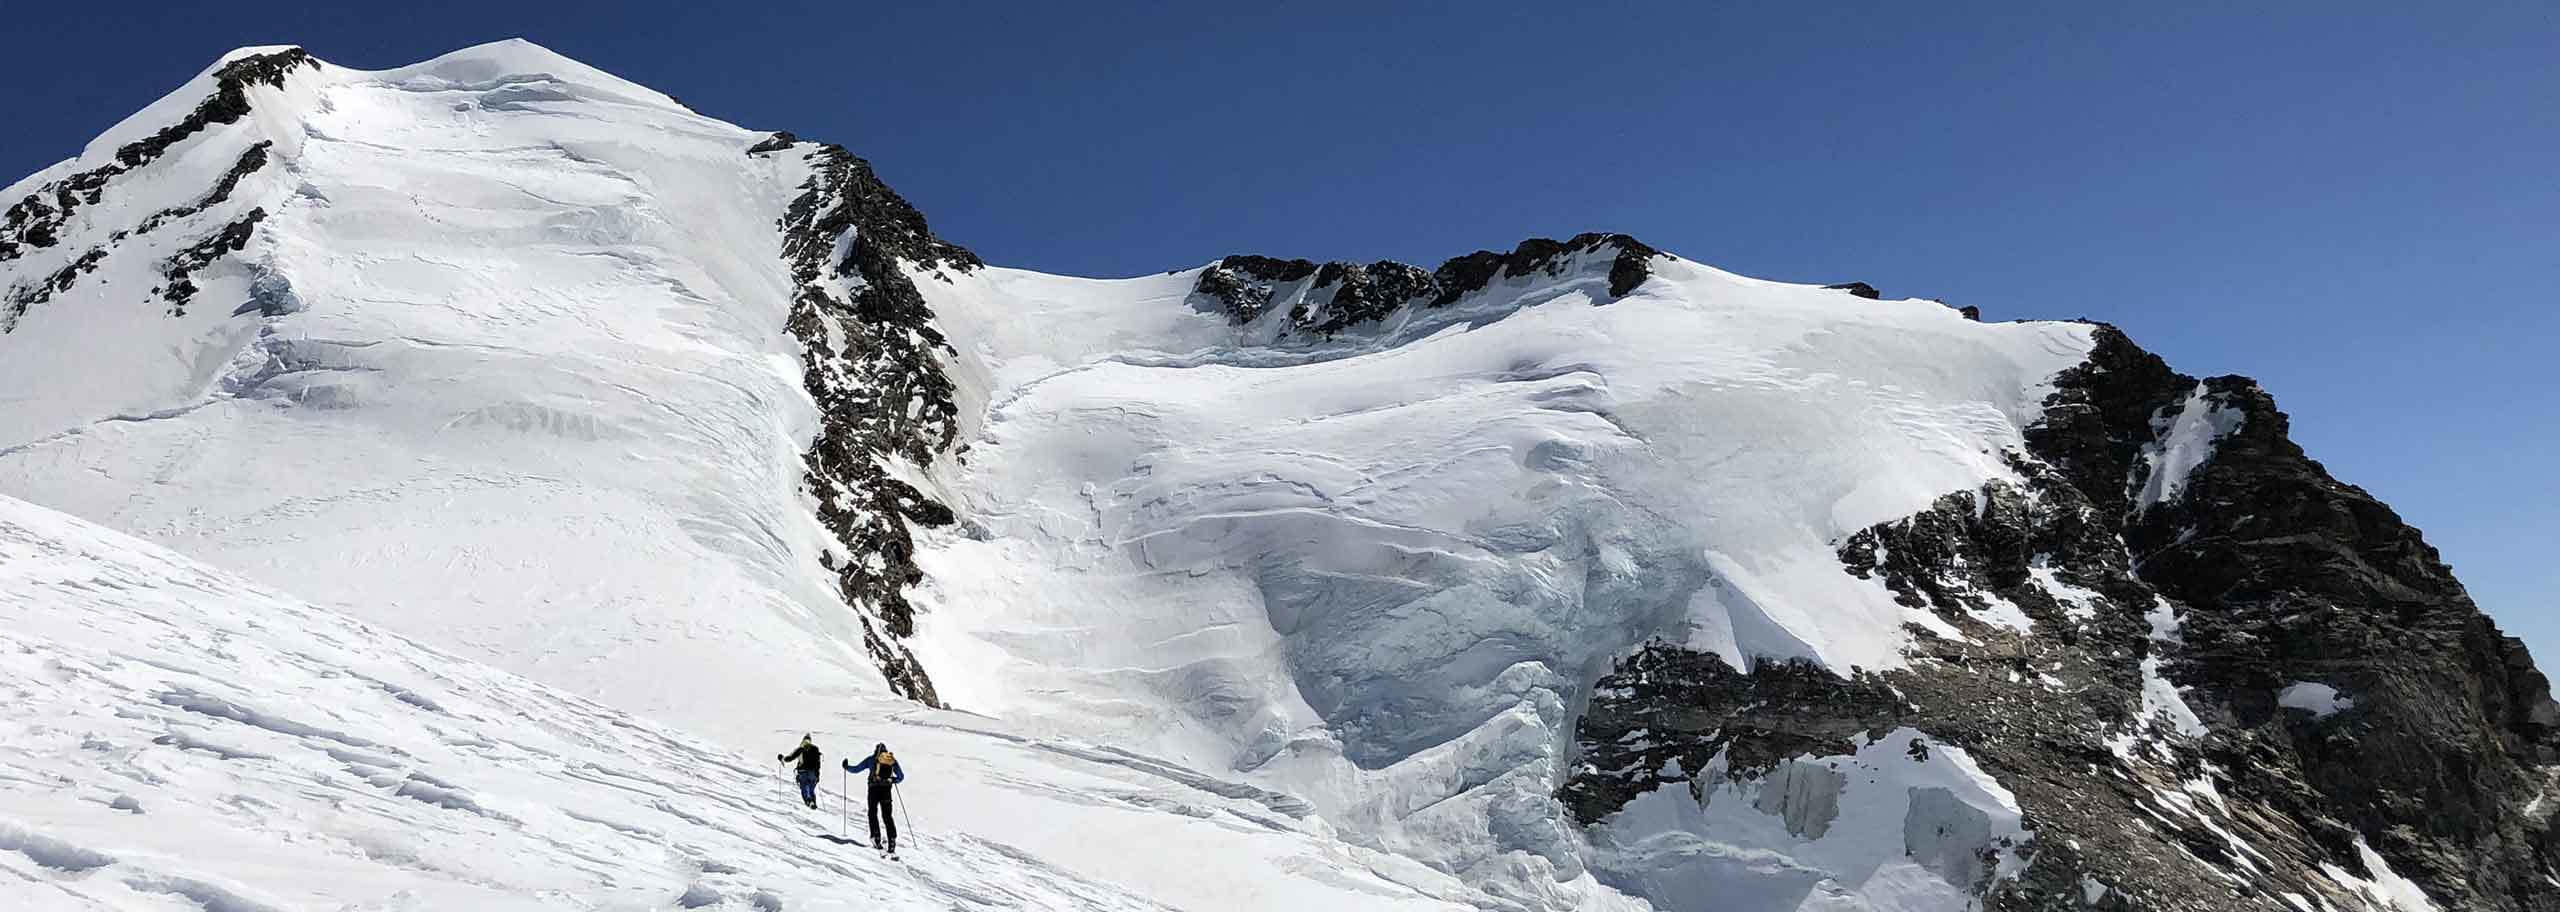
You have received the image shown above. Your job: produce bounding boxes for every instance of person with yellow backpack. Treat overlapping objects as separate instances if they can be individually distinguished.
[843,743,906,856]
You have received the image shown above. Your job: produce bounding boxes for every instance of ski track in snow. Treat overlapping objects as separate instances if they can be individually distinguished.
[0,493,1469,911]
[0,494,1150,910]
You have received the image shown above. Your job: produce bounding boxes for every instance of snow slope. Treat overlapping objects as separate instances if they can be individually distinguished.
[0,493,1471,911]
[0,40,877,748]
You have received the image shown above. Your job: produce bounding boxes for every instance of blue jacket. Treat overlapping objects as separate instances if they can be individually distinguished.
[845,753,906,784]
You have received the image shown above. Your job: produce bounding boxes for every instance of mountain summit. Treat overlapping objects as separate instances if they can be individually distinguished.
[3,40,2551,912]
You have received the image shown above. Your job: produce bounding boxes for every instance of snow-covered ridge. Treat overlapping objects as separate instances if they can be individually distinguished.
[0,39,915,747]
[2,48,314,327]
[1184,232,1668,342]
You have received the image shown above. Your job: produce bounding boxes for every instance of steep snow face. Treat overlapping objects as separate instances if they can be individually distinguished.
[908,256,2095,906]
[0,494,1478,911]
[0,40,890,746]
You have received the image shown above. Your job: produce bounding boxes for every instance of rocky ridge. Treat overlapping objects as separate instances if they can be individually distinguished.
[758,133,982,706]
[1189,232,1665,338]
[1,50,312,329]
[1564,324,2559,909]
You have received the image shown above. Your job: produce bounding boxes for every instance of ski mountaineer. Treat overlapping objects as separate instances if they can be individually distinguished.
[844,743,906,854]
[778,735,823,809]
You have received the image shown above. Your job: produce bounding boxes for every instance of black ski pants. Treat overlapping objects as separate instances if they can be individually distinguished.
[867,782,896,847]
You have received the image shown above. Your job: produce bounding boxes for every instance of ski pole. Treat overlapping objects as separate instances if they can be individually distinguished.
[840,766,849,837]
[898,781,915,840]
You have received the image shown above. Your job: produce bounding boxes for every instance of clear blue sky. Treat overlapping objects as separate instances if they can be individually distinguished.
[4,2,2552,659]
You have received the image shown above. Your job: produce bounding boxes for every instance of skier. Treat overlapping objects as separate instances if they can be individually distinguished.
[777,734,823,810]
[843,742,906,855]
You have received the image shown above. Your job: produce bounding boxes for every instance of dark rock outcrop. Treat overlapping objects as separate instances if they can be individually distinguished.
[1824,281,1882,299]
[1426,232,1662,305]
[1193,254,1317,323]
[2,49,312,265]
[2,54,307,332]
[131,142,272,240]
[1190,232,1664,338]
[769,138,979,706]
[1565,323,2560,909]
[2091,330,2560,909]
[157,208,266,317]
[1561,648,1905,825]
[1297,260,1434,335]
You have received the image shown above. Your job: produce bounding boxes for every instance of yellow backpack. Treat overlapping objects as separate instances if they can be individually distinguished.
[871,750,898,783]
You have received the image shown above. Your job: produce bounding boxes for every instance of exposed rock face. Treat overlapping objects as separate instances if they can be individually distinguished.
[1562,648,1907,825]
[2,52,309,331]
[2,49,311,258]
[759,134,981,706]
[157,208,266,316]
[1565,324,2560,909]
[1190,232,1665,338]
[2084,329,2560,909]
[1192,254,1318,323]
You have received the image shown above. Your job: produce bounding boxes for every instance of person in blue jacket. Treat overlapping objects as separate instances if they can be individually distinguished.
[844,742,906,853]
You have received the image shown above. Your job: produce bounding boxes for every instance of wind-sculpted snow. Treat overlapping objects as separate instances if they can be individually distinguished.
[911,258,2089,907]
[0,495,1473,911]
[911,248,2545,909]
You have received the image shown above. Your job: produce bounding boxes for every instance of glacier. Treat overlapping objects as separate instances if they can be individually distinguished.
[5,38,2545,911]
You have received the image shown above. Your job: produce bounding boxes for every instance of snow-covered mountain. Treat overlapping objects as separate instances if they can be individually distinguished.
[4,40,2553,911]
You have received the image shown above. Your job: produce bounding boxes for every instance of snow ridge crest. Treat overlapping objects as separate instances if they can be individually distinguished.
[1190,231,1664,340]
